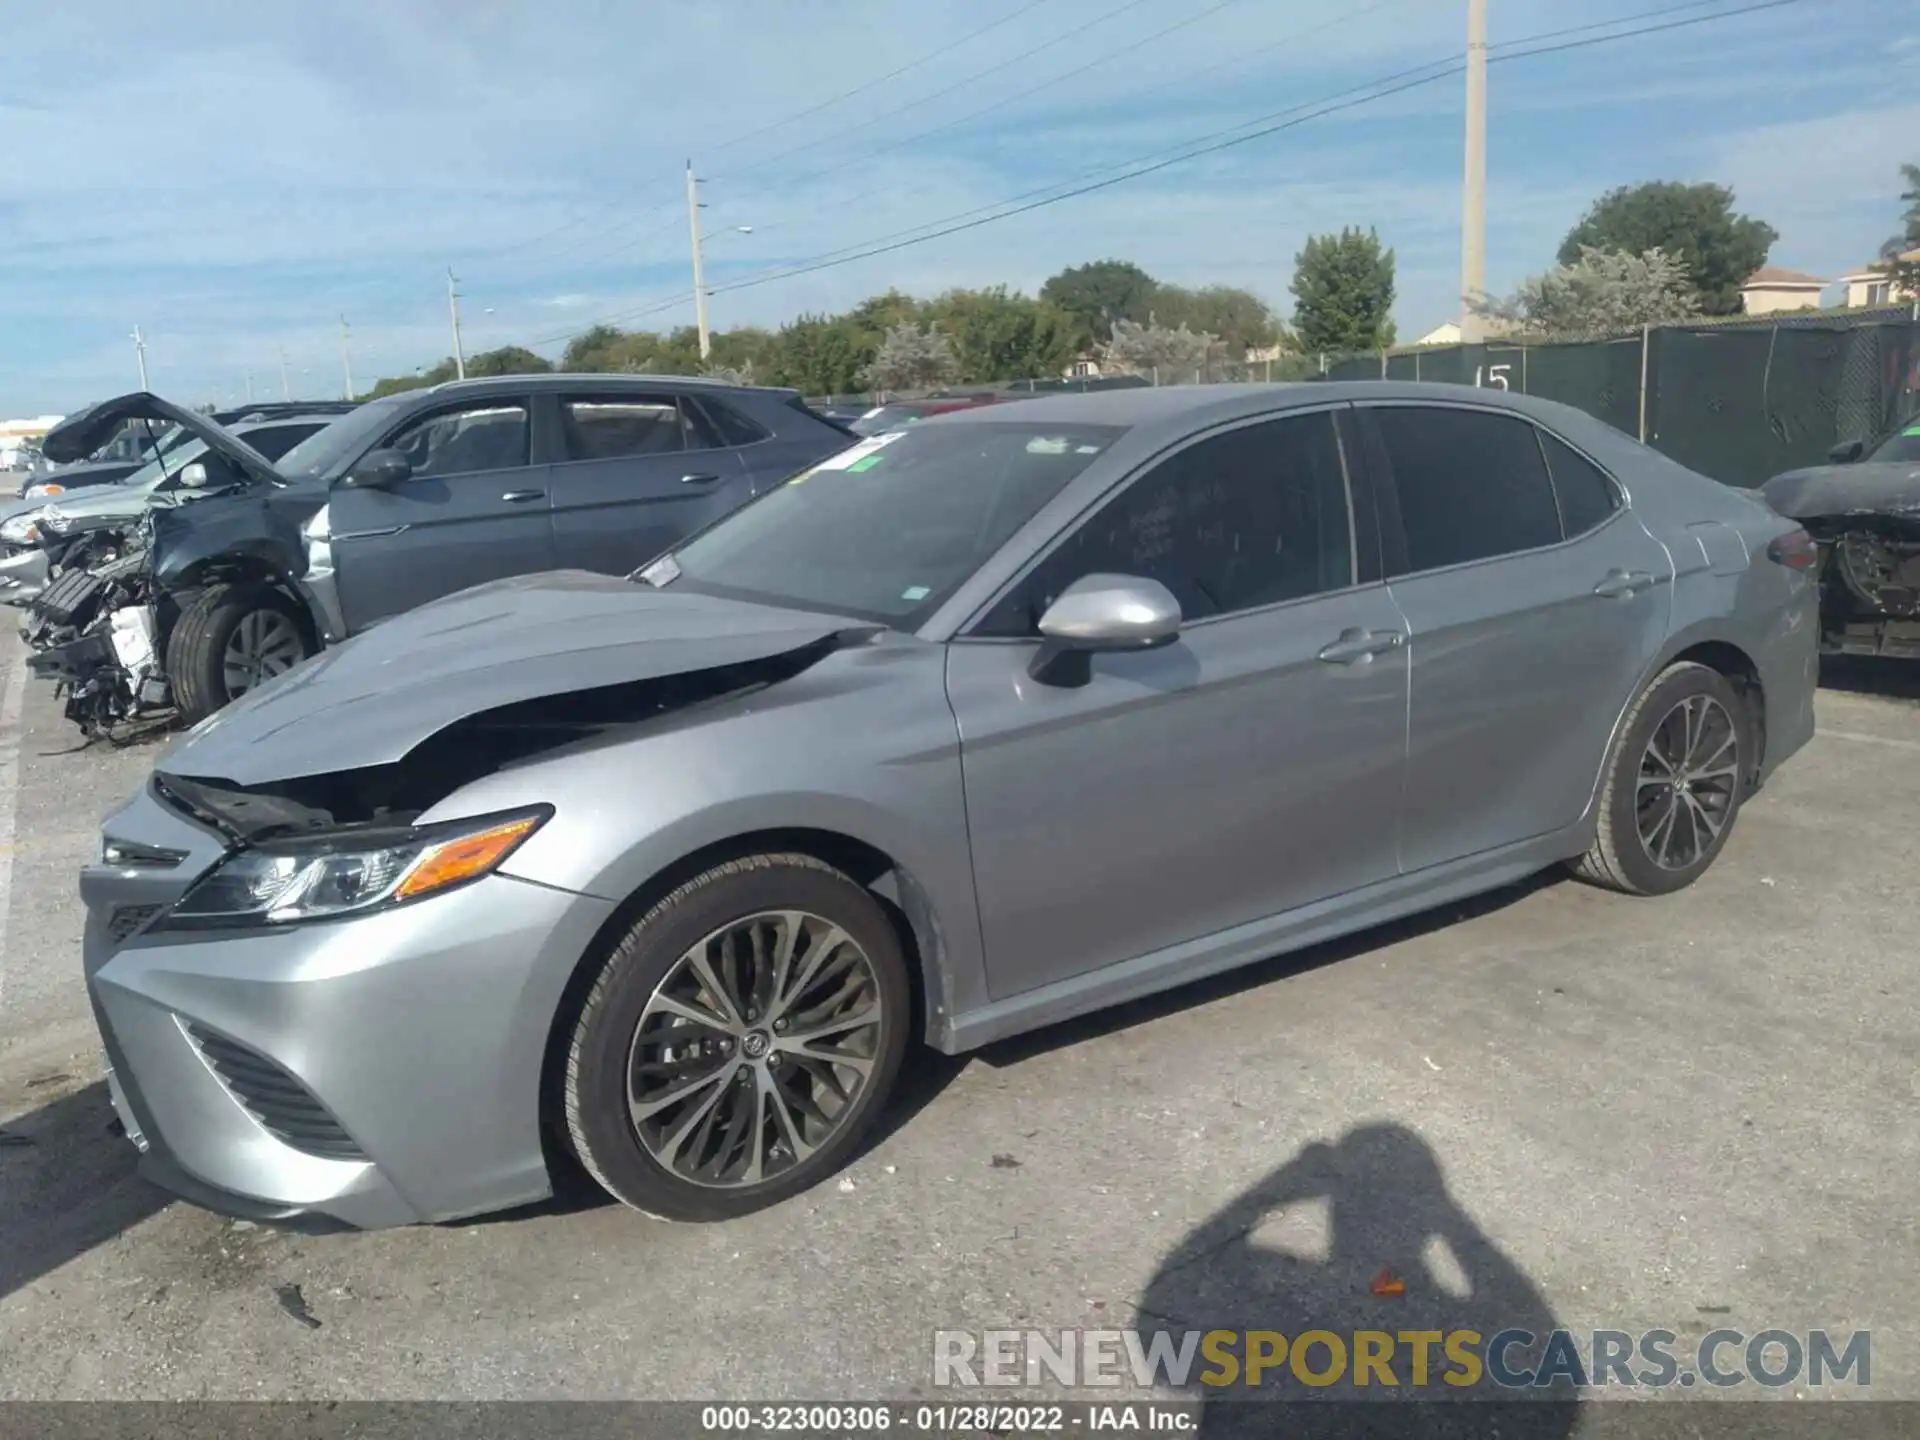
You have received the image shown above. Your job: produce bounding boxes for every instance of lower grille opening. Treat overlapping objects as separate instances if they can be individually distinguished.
[106,904,163,943]
[185,1024,368,1161]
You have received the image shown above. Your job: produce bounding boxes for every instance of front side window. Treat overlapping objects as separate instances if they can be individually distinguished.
[1370,406,1561,573]
[661,421,1124,627]
[979,412,1355,635]
[385,402,530,477]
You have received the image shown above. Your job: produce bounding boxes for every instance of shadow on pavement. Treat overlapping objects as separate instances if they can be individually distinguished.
[0,1080,169,1303]
[1819,655,1920,701]
[1138,1124,1579,1437]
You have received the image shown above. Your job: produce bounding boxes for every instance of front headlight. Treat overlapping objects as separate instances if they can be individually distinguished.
[0,512,42,545]
[157,807,549,930]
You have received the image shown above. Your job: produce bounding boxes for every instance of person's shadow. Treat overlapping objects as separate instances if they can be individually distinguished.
[1138,1124,1581,1438]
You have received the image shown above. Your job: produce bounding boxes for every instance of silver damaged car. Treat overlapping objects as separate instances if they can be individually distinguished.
[82,383,1819,1226]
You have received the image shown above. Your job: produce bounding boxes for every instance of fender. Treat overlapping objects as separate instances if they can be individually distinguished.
[149,486,322,596]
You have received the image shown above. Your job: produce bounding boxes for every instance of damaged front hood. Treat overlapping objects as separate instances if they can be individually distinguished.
[1761,463,1920,521]
[158,570,876,786]
[41,391,283,489]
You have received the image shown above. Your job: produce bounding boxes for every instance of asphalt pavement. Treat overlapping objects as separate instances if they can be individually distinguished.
[1,626,1916,1404]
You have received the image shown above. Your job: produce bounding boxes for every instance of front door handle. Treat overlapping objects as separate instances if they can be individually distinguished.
[1593,569,1655,598]
[500,489,545,503]
[680,472,721,486]
[1317,628,1406,665]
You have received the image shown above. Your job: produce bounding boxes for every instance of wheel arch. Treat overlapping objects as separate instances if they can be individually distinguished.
[536,825,951,1150]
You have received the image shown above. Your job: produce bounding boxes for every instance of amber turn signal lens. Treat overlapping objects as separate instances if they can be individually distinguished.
[394,815,542,901]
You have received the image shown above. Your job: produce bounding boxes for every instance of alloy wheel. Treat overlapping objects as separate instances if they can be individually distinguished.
[627,909,884,1188]
[221,610,307,697]
[1635,693,1739,871]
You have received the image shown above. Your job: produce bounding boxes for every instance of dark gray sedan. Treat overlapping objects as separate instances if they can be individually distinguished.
[83,382,1817,1229]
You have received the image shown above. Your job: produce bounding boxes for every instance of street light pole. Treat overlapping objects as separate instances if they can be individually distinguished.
[686,160,711,361]
[131,326,150,389]
[1458,0,1489,343]
[279,348,292,400]
[340,315,356,401]
[448,267,467,380]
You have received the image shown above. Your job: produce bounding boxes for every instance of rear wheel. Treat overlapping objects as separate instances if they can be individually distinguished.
[169,583,316,723]
[1572,661,1747,896]
[562,853,910,1221]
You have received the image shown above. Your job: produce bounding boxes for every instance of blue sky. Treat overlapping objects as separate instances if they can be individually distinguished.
[0,0,1909,413]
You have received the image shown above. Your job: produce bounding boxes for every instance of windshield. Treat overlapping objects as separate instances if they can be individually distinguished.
[1867,421,1920,464]
[109,436,212,495]
[656,420,1125,627]
[276,395,402,479]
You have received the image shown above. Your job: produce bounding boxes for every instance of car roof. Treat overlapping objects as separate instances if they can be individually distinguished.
[230,414,340,431]
[925,380,1596,435]
[417,372,801,400]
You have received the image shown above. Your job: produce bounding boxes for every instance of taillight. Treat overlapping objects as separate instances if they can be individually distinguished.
[1766,528,1818,570]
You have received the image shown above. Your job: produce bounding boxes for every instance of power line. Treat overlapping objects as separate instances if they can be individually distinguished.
[711,0,1163,184]
[475,0,1065,264]
[528,0,1803,347]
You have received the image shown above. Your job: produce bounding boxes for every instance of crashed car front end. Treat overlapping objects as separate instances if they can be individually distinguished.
[1762,443,1920,659]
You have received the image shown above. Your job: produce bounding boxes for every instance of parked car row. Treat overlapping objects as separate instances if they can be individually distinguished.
[20,376,857,738]
[67,377,1818,1231]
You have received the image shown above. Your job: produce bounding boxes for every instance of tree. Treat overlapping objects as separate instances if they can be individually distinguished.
[463,345,552,377]
[1558,181,1776,315]
[1473,245,1700,339]
[1039,260,1158,348]
[1876,161,1920,299]
[923,287,1077,383]
[858,322,959,392]
[1098,317,1222,382]
[768,312,880,395]
[1290,228,1396,354]
[1150,284,1283,356]
[366,357,458,398]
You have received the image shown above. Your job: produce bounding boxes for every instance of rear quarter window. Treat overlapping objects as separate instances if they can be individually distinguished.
[1537,430,1620,536]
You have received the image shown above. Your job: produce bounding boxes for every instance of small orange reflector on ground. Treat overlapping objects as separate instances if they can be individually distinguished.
[1371,1268,1407,1298]
[394,816,541,901]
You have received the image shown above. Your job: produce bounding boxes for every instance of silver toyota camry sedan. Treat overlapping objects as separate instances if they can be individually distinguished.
[82,382,1818,1227]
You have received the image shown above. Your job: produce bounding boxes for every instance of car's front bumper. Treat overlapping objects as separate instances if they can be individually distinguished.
[85,784,617,1228]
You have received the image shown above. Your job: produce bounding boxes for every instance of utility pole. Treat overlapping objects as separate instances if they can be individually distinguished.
[279,348,292,400]
[1458,0,1489,344]
[448,267,467,380]
[340,315,356,401]
[131,326,150,389]
[245,370,255,403]
[686,160,711,361]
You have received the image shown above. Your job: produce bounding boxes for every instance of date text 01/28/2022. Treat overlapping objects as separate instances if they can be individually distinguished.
[700,1403,1194,1432]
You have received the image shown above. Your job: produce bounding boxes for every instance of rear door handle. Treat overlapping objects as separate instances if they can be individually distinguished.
[680,472,721,486]
[500,489,545,503]
[1593,569,1655,598]
[1317,628,1406,665]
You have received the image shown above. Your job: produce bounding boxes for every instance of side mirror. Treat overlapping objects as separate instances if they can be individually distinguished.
[343,448,413,489]
[1827,439,1865,464]
[178,461,210,489]
[1028,573,1182,687]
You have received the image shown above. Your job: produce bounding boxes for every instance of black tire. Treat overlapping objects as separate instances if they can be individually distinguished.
[169,582,317,724]
[1571,661,1748,896]
[563,853,911,1222]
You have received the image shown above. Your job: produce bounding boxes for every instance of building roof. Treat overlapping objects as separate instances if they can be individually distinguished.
[1742,266,1826,288]
[1838,249,1920,281]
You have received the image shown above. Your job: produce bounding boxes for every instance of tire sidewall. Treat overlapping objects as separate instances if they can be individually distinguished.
[1605,664,1746,895]
[179,583,316,718]
[566,860,911,1222]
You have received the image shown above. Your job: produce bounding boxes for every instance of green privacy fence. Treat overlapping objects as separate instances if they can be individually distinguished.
[1320,308,1920,488]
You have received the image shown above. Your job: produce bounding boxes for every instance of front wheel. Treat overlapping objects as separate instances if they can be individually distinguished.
[169,582,317,723]
[1571,661,1748,896]
[562,853,911,1221]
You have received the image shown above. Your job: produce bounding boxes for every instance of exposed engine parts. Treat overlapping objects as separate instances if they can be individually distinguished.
[1829,525,1920,619]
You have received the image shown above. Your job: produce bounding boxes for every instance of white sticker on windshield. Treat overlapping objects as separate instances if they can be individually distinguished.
[901,585,931,601]
[1026,437,1070,455]
[813,432,905,471]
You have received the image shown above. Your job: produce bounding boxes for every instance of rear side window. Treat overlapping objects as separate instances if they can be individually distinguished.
[787,395,853,435]
[1370,406,1562,573]
[560,396,685,460]
[696,398,771,447]
[1537,430,1619,536]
